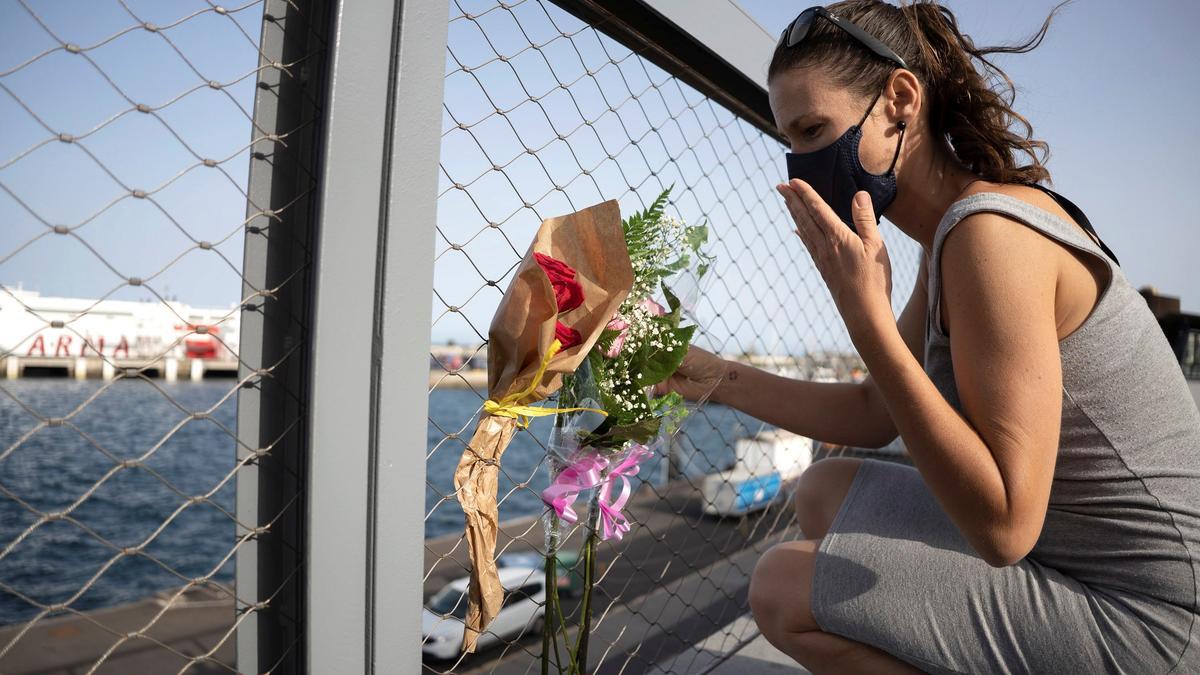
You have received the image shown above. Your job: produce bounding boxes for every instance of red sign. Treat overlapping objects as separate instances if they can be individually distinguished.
[25,334,131,359]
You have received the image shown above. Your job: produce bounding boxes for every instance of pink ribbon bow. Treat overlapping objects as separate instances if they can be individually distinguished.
[540,453,607,525]
[541,443,655,541]
[596,444,653,541]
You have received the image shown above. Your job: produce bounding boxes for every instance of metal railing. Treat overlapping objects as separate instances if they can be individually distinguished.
[420,1,921,672]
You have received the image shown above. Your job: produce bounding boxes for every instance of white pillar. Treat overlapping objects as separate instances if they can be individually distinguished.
[5,357,18,379]
[165,358,178,382]
[101,359,115,380]
[190,359,204,381]
[74,357,88,380]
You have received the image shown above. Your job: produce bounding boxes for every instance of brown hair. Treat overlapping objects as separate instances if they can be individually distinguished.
[768,0,1070,185]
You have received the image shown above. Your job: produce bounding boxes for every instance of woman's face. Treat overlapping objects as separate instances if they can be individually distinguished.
[768,65,899,177]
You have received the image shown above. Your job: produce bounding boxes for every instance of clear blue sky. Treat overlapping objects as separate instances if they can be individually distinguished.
[1,1,263,311]
[2,0,1197,356]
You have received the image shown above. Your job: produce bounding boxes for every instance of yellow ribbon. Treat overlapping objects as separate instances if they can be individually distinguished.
[483,338,608,428]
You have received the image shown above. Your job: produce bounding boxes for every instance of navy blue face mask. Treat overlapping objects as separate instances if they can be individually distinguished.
[785,84,906,233]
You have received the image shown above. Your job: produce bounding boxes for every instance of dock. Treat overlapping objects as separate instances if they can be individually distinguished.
[2,356,240,381]
[0,588,234,674]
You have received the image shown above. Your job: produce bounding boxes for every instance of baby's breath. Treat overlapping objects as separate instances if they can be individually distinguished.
[566,187,708,452]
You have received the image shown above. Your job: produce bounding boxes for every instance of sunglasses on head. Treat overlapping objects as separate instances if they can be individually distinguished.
[778,6,908,71]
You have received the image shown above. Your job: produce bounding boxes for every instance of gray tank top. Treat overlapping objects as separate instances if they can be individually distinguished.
[923,192,1200,626]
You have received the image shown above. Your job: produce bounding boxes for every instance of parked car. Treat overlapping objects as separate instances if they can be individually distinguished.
[421,566,545,660]
[497,549,586,598]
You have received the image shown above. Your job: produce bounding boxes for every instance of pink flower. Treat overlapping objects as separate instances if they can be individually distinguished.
[603,317,630,358]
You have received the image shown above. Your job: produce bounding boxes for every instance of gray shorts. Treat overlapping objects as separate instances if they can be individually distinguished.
[810,458,1197,674]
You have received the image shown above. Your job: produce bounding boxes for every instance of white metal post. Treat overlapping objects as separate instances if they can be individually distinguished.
[368,0,449,669]
[305,0,447,672]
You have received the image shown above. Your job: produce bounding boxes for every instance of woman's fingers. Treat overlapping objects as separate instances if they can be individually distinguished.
[788,179,846,240]
[849,190,880,242]
[776,183,823,255]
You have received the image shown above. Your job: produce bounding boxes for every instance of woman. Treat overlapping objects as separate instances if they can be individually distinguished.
[656,1,1200,673]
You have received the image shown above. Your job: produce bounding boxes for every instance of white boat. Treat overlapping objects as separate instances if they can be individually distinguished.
[701,428,813,517]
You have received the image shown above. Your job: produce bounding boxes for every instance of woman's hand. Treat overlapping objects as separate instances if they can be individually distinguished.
[652,344,730,403]
[777,180,895,332]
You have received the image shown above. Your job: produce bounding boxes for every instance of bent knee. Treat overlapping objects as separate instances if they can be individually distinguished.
[793,457,864,539]
[749,540,820,635]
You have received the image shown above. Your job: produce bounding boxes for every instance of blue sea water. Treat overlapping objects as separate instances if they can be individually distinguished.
[0,380,753,626]
[0,379,240,627]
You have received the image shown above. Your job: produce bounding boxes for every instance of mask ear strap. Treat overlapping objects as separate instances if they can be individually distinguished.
[886,119,907,173]
[855,85,886,129]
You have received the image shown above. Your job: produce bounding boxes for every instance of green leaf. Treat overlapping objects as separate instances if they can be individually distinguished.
[676,323,697,347]
[685,223,708,251]
[649,390,683,413]
[606,416,662,444]
[595,328,623,354]
[645,186,671,222]
[623,186,672,240]
[650,390,690,436]
[577,404,658,447]
[661,282,681,315]
[559,372,577,409]
[662,253,690,273]
[621,338,647,380]
[586,349,606,382]
[637,325,696,388]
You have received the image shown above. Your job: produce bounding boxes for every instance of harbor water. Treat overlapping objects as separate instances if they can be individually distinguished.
[0,379,755,626]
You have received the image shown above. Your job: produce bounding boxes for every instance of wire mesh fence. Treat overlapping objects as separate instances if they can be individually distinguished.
[423,0,921,672]
[1,0,923,671]
[0,0,325,672]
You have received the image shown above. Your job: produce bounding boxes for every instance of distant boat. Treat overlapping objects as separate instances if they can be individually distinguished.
[701,428,814,517]
[0,288,240,362]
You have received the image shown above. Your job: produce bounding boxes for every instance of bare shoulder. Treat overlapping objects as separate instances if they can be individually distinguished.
[945,181,1106,340]
[941,207,1059,279]
[939,206,1059,336]
[940,180,1065,271]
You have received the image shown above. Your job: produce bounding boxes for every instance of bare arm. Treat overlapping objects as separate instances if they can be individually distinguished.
[767,171,1060,566]
[711,250,929,448]
[853,213,1062,567]
[857,248,930,446]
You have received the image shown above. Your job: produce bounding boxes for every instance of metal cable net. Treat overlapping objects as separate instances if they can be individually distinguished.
[424,0,921,672]
[0,1,321,672]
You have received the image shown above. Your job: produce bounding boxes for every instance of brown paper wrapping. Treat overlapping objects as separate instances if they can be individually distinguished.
[453,200,634,653]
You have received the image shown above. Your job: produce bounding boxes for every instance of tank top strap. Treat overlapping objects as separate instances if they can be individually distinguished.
[1022,183,1121,266]
[926,190,1120,340]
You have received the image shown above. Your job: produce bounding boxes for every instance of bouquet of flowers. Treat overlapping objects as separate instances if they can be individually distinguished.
[452,188,713,661]
[538,187,713,673]
[454,200,634,654]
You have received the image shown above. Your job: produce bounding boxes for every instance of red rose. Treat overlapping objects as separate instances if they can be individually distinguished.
[555,321,582,349]
[535,252,584,313]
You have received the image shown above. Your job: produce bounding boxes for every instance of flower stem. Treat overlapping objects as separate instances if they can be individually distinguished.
[543,459,569,674]
[543,523,556,675]
[572,492,600,672]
